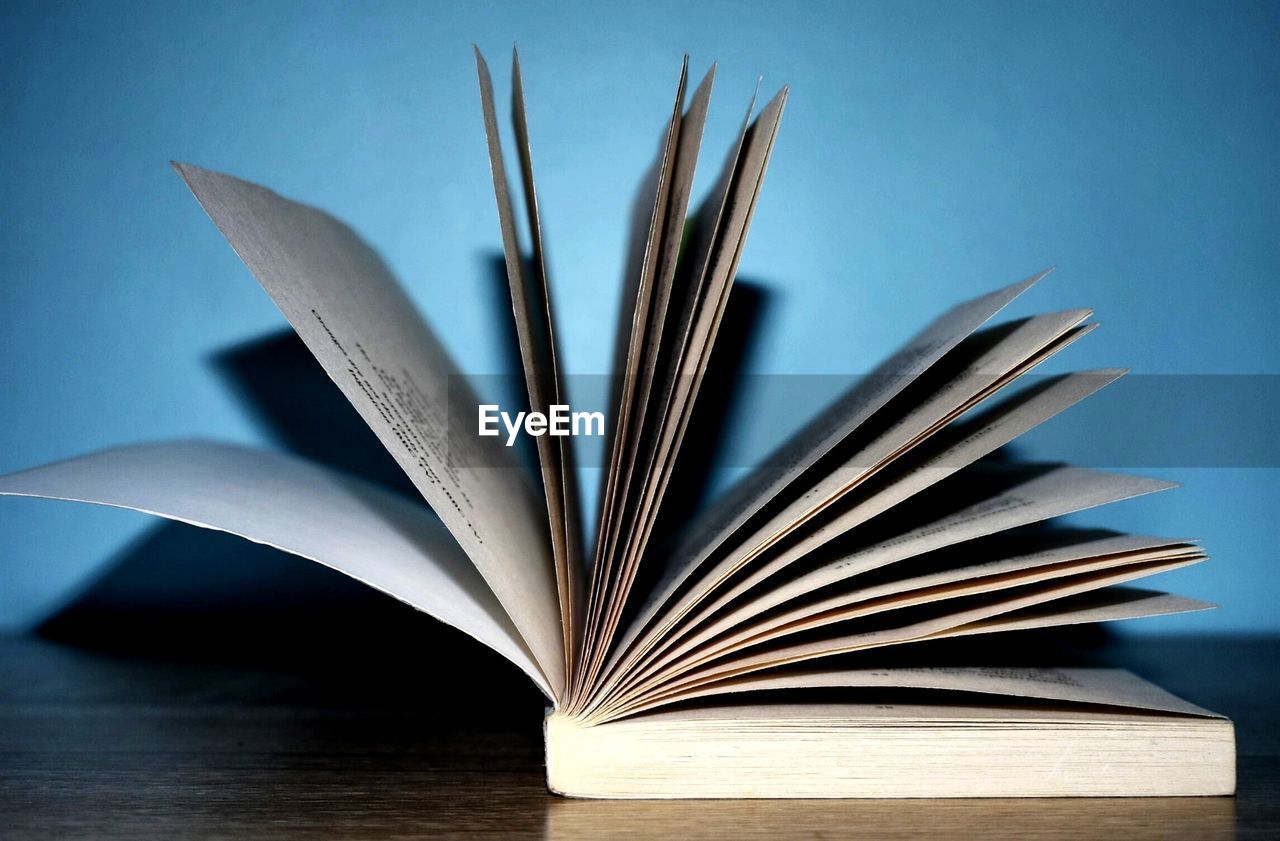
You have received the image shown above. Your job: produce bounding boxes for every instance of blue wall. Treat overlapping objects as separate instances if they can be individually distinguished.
[2,0,1276,633]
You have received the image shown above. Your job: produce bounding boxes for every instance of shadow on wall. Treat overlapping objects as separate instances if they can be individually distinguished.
[209,329,419,499]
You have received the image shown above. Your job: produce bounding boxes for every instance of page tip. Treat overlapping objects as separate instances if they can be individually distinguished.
[169,160,195,180]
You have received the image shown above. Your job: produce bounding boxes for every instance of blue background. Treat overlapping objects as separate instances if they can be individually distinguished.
[2,0,1276,634]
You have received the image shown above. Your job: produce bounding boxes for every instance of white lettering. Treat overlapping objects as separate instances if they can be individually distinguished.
[550,404,570,435]
[502,410,525,447]
[572,410,605,437]
[478,405,500,436]
[479,404,605,446]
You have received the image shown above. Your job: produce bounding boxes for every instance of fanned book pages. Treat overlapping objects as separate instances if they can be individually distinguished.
[0,49,1234,799]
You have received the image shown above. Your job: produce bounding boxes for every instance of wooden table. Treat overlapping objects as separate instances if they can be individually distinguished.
[1,634,1276,839]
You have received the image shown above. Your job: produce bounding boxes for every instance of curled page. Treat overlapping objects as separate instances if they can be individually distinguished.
[609,586,1212,721]
[0,441,553,699]
[738,465,1179,613]
[605,271,1051,687]
[601,316,1099,700]
[617,560,1201,717]
[633,666,1220,718]
[633,369,1132,671]
[172,164,565,698]
[620,533,1201,697]
[943,588,1216,637]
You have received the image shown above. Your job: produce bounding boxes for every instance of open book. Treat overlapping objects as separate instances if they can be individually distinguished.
[0,49,1233,799]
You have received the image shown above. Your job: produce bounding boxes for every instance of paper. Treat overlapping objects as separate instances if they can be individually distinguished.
[603,271,1052,690]
[608,86,789,618]
[604,559,1203,719]
[744,464,1177,612]
[595,313,1101,702]
[476,47,583,684]
[943,587,1217,637]
[622,533,1201,696]
[579,85,790,706]
[639,369,1131,665]
[578,60,716,700]
[624,555,1203,711]
[0,441,552,698]
[174,162,566,697]
[640,666,1219,719]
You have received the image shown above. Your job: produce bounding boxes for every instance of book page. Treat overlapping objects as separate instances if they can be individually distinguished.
[647,666,1219,718]
[595,313,1099,702]
[579,86,788,704]
[579,60,714,697]
[607,86,788,625]
[475,47,582,682]
[625,369,1130,676]
[711,311,1095,562]
[775,465,1177,599]
[0,441,553,698]
[603,271,1051,688]
[173,164,565,697]
[588,59,697,600]
[621,534,1200,695]
[603,562,1202,719]
[625,464,1182,697]
[664,459,1174,659]
[941,587,1217,637]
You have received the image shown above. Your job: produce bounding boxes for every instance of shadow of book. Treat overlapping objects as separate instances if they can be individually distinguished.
[653,278,771,519]
[35,521,545,722]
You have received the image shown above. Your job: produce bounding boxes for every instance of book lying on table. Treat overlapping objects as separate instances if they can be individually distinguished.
[0,48,1234,798]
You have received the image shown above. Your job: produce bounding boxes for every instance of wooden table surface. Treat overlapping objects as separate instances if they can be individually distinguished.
[1,633,1276,839]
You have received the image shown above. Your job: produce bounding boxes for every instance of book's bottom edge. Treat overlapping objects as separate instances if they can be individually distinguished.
[547,787,1237,801]
[544,712,1236,799]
